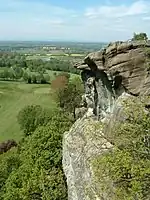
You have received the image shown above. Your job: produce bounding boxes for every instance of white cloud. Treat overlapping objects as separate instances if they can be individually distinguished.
[0,0,150,42]
[85,0,150,19]
[82,0,150,41]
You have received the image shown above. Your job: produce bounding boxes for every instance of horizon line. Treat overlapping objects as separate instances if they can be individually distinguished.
[0,40,109,44]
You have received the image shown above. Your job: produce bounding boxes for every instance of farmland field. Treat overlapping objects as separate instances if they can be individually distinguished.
[26,52,85,60]
[0,81,56,142]
[46,70,80,81]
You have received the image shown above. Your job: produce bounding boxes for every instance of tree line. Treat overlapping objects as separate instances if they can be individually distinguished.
[0,67,50,84]
[0,53,79,75]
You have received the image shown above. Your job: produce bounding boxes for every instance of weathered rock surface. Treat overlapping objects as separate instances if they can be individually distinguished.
[63,41,150,200]
[83,41,150,96]
[63,118,113,200]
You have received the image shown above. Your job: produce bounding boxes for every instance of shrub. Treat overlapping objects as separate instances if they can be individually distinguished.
[93,97,150,200]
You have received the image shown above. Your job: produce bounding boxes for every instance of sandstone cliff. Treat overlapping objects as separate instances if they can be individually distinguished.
[63,41,150,200]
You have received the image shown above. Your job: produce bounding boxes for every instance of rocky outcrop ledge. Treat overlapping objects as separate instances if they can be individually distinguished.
[63,41,150,200]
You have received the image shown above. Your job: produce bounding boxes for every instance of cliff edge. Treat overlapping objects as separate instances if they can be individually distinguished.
[63,41,150,200]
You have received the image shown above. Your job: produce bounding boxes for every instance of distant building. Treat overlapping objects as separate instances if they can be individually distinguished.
[43,46,57,50]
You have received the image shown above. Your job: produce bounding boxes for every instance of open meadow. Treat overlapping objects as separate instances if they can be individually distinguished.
[0,81,56,142]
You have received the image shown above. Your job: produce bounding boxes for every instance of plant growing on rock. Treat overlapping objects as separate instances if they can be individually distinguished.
[132,32,148,41]
[93,97,150,200]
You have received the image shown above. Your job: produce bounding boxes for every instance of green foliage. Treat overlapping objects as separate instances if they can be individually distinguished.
[132,32,148,41]
[0,52,80,81]
[58,72,70,80]
[17,105,54,136]
[23,71,29,82]
[39,73,46,84]
[13,66,23,79]
[31,74,37,84]
[93,97,150,200]
[44,74,50,83]
[0,150,21,198]
[43,58,79,74]
[55,77,83,118]
[2,111,72,200]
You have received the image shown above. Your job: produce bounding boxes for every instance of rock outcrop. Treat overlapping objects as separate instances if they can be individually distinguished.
[63,41,150,200]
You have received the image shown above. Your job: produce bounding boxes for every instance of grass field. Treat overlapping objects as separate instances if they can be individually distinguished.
[46,70,79,81]
[0,81,56,142]
[26,53,85,60]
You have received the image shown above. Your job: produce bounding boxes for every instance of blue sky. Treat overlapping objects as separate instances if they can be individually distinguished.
[0,0,150,42]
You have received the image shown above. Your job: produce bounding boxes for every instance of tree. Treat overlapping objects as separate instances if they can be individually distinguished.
[53,72,57,77]
[58,72,70,80]
[40,74,46,84]
[13,66,23,79]
[44,74,50,83]
[17,105,53,136]
[132,32,148,41]
[23,71,29,82]
[27,75,32,84]
[9,68,16,80]
[54,77,83,119]
[51,75,68,91]
[31,74,37,84]
[36,73,47,84]
[3,68,9,80]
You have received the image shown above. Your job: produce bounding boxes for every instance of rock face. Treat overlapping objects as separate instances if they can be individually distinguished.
[63,41,150,200]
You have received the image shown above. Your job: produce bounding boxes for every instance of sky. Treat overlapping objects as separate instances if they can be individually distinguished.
[0,0,150,42]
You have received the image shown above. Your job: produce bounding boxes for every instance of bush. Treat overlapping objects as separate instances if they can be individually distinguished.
[132,32,148,41]
[93,97,150,200]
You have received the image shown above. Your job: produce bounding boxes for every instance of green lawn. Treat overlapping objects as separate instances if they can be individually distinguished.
[0,81,56,142]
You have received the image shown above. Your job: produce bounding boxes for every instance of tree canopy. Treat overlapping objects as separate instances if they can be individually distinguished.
[0,109,73,200]
[53,76,84,119]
